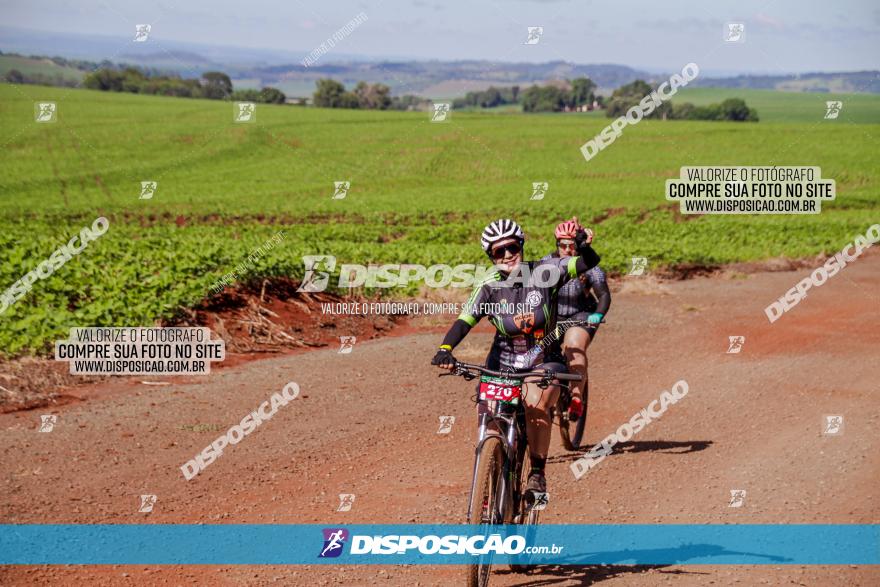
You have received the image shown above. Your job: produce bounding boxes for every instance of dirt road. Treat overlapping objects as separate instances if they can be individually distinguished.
[2,254,878,586]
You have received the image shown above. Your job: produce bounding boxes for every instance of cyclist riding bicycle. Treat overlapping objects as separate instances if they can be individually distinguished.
[541,217,611,424]
[431,218,601,495]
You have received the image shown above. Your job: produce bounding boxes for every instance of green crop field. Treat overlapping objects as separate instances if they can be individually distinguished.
[1,84,878,355]
[0,55,84,83]
[673,87,880,123]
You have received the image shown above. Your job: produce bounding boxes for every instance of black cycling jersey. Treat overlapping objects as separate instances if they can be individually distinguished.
[540,254,611,319]
[439,245,600,369]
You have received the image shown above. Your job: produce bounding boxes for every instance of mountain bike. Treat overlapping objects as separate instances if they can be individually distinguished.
[439,361,580,587]
[546,317,605,451]
[554,375,588,452]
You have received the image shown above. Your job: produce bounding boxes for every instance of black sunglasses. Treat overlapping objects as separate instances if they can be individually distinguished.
[491,242,522,259]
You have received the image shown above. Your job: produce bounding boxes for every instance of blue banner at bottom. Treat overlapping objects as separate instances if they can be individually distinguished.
[1,524,877,565]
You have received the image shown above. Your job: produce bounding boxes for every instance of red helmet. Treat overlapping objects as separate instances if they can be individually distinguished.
[555,219,580,240]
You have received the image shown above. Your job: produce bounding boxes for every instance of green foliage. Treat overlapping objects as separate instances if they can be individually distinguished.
[312,78,348,107]
[606,80,759,122]
[200,71,233,99]
[353,81,391,110]
[570,77,597,107]
[453,85,520,109]
[456,78,595,112]
[81,68,284,102]
[520,77,597,112]
[5,69,24,83]
[83,68,204,98]
[521,85,565,112]
[231,87,288,104]
[0,85,877,355]
[260,87,286,104]
[230,88,262,102]
[670,98,760,122]
[718,98,757,121]
[673,88,879,123]
[606,79,671,119]
[0,53,87,88]
[313,79,390,109]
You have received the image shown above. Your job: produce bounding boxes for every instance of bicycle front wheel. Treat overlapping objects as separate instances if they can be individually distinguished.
[510,450,541,572]
[467,436,505,587]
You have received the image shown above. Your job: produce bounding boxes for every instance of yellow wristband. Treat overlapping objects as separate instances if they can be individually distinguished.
[439,344,452,351]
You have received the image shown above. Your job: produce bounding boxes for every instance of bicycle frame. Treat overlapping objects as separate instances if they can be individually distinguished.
[466,398,522,523]
[439,361,580,525]
[466,380,574,523]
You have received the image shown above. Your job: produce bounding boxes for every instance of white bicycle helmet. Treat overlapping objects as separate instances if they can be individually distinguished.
[480,219,524,255]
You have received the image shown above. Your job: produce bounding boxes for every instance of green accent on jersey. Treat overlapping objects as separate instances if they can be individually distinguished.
[456,270,500,324]
[459,314,477,327]
[567,256,578,278]
[490,315,508,336]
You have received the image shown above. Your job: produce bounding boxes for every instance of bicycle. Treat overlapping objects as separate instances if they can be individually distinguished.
[554,376,588,452]
[544,317,605,452]
[439,361,581,586]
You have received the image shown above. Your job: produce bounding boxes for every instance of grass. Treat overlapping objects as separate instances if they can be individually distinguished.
[0,84,878,355]
[0,55,84,83]
[673,88,880,123]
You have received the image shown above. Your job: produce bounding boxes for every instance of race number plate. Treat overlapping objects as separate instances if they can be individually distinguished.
[479,376,522,403]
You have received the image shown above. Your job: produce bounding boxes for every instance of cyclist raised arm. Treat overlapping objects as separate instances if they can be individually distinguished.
[431,218,600,495]
[543,217,612,421]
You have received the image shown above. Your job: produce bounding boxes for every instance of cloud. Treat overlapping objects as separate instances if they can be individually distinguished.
[753,12,785,30]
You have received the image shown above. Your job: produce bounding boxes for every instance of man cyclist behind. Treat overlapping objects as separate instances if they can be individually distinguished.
[431,219,601,495]
[543,217,611,424]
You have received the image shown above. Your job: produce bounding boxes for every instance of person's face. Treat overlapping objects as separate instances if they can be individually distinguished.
[557,238,576,257]
[490,238,522,272]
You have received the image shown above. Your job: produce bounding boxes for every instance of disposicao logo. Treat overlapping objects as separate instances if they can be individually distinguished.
[319,528,349,558]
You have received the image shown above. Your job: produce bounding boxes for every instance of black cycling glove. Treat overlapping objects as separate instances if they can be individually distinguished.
[574,228,594,253]
[574,228,600,269]
[431,348,456,367]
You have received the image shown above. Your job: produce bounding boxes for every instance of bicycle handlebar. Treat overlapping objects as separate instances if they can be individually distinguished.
[448,361,582,382]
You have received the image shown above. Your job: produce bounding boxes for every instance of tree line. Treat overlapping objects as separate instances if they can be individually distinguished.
[450,81,600,112]
[312,77,601,112]
[606,80,759,121]
[2,54,758,120]
[311,79,433,110]
[313,76,757,121]
[81,69,287,103]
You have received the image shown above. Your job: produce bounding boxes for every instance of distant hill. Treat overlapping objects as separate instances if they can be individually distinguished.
[2,24,877,98]
[0,54,84,83]
[236,62,880,99]
[116,50,220,73]
[695,71,880,94]
[253,60,657,98]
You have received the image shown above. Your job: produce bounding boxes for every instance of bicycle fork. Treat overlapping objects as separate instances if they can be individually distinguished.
[466,412,517,523]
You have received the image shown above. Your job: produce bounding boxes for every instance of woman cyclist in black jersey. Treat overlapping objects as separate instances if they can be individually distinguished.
[543,217,611,425]
[431,218,602,495]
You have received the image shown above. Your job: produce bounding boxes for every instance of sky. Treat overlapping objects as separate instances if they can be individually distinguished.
[2,0,879,73]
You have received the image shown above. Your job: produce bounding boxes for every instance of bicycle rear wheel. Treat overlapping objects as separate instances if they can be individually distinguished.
[571,381,589,448]
[557,384,589,451]
[556,391,577,451]
[467,436,505,587]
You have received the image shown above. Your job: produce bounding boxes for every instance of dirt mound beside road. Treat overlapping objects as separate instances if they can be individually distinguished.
[0,279,404,413]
